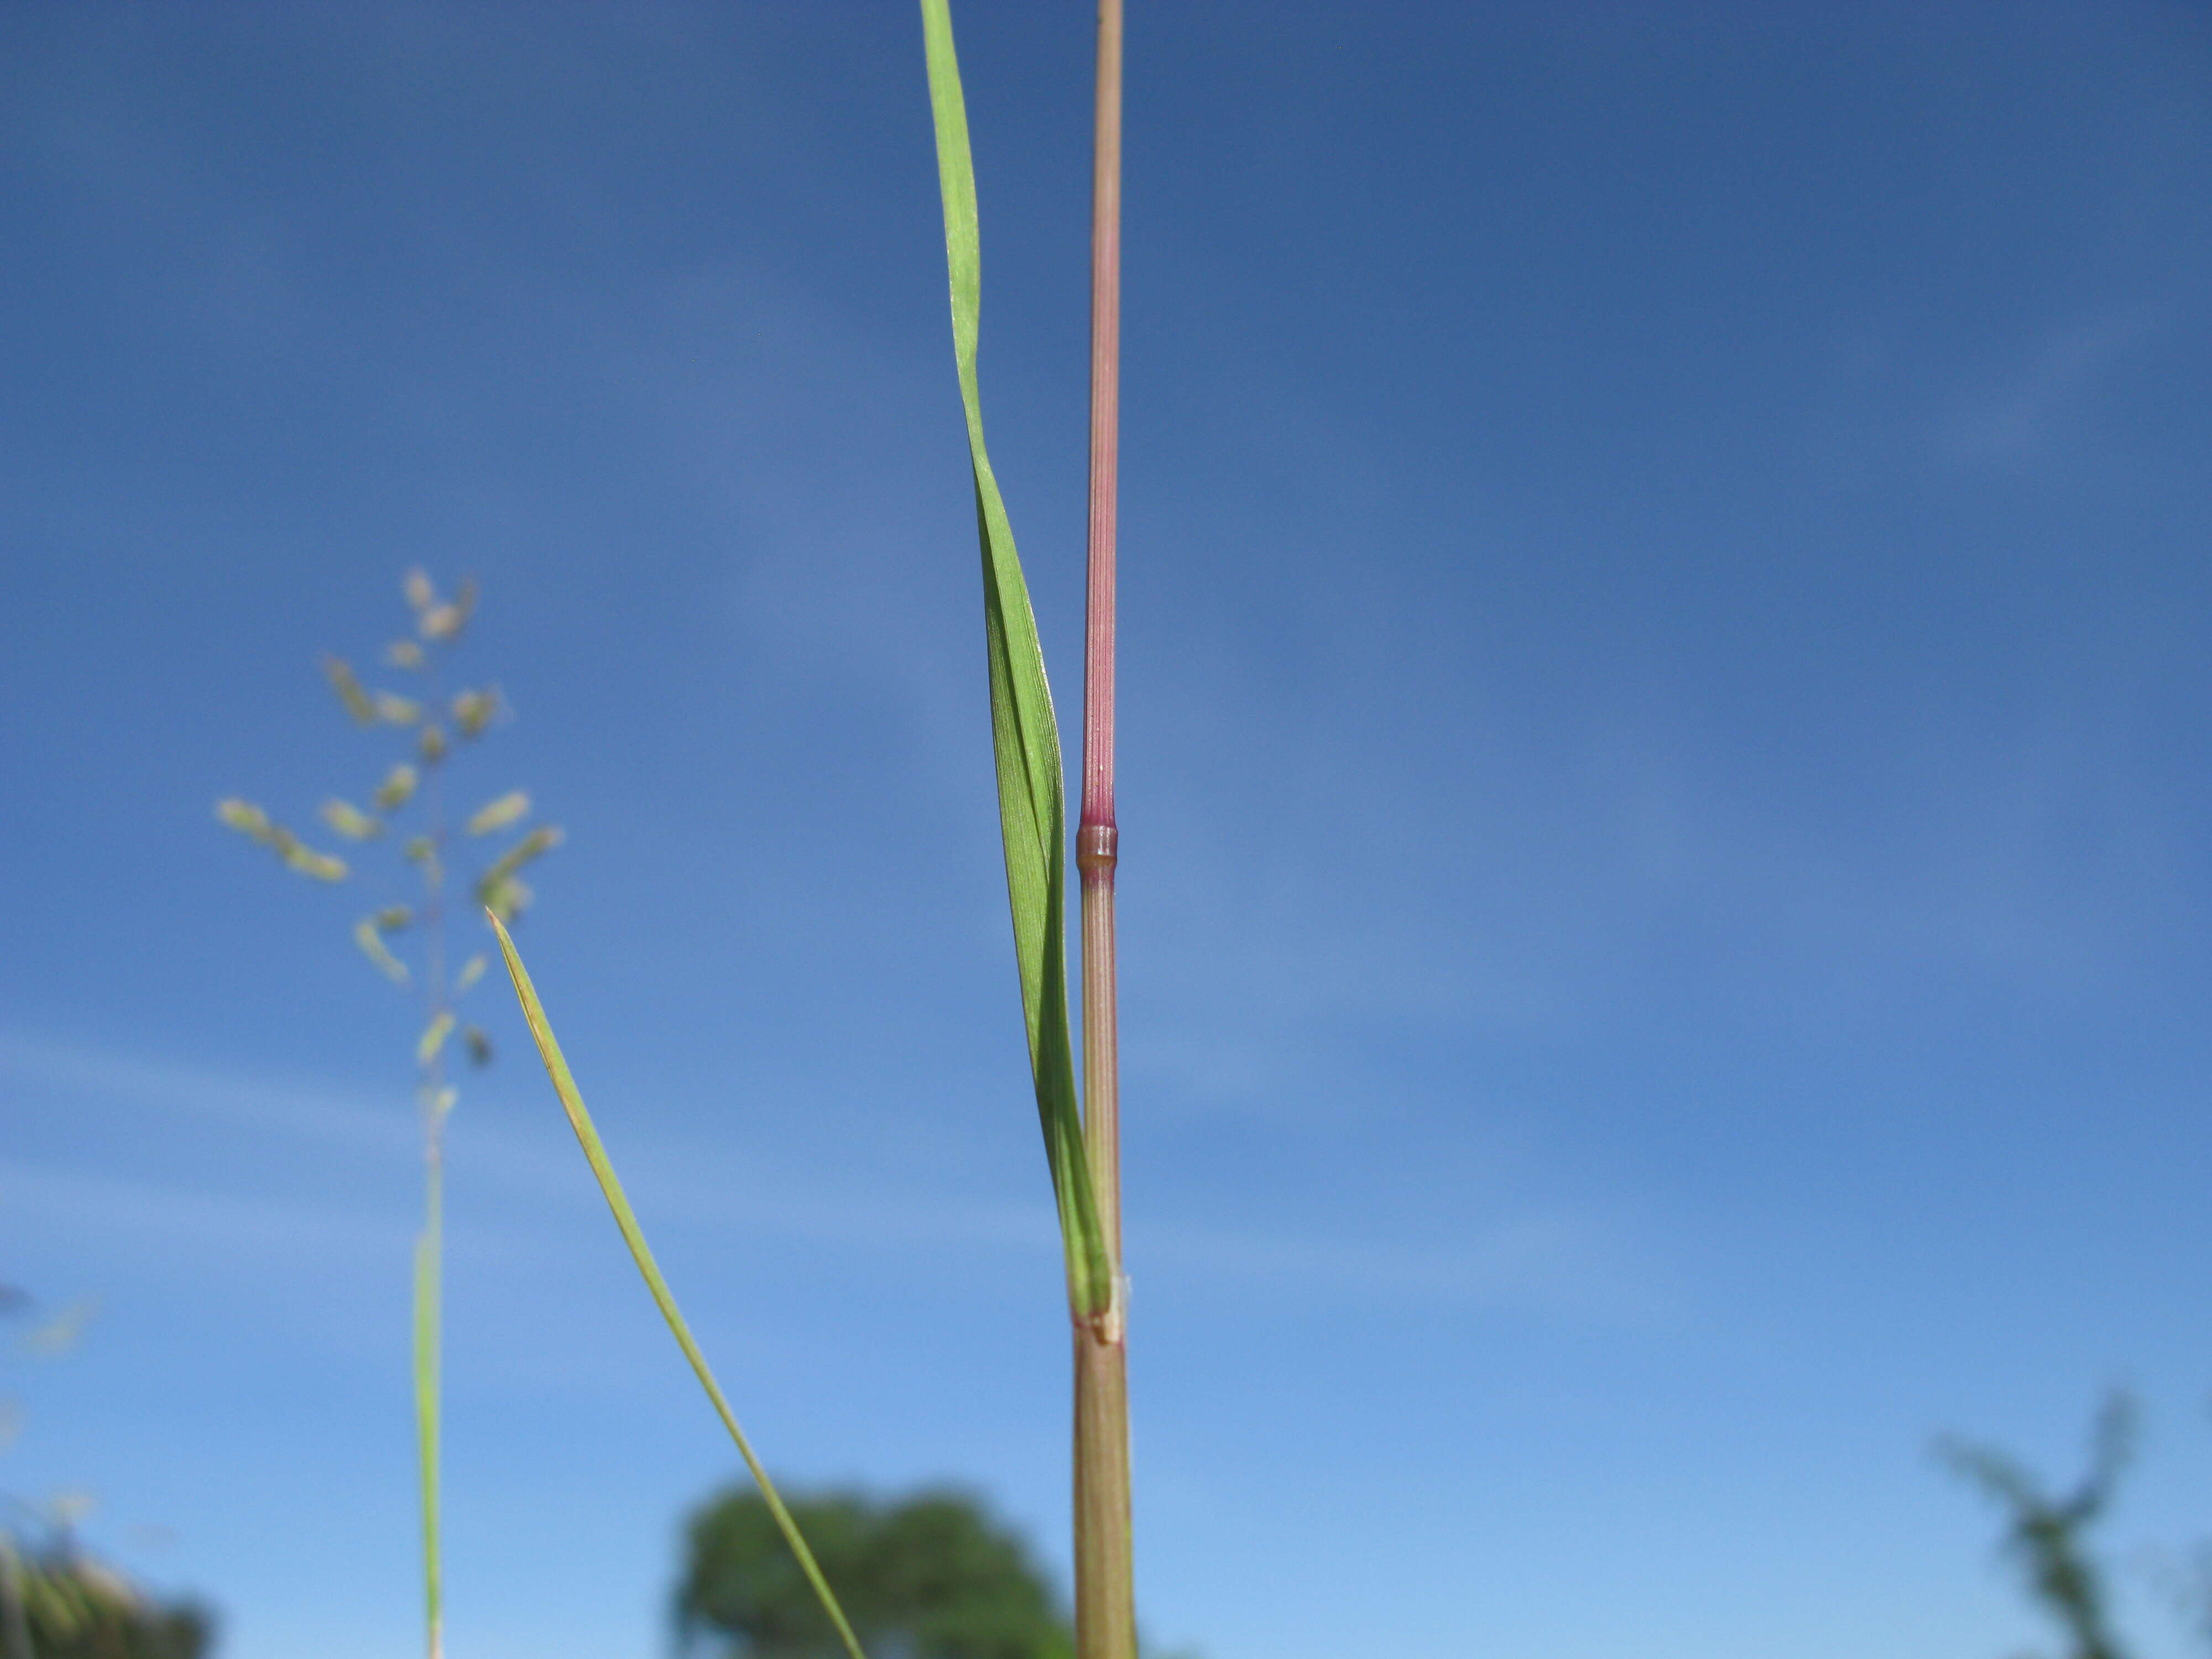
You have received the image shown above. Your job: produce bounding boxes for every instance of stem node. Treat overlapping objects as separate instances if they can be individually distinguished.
[1076,822,1119,875]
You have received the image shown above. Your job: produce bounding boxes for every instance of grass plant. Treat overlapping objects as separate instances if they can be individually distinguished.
[919,2,1135,1650]
[217,572,561,1659]
[492,5,1139,1653]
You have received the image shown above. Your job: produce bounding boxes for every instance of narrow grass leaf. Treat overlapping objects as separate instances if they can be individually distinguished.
[489,915,868,1659]
[920,0,1110,1320]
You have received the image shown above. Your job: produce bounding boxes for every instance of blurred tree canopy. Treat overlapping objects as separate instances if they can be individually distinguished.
[676,1486,1072,1659]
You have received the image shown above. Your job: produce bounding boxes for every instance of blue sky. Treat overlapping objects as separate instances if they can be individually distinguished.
[3,3,2210,1656]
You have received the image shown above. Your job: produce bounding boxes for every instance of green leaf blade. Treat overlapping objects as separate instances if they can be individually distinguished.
[920,0,1110,1320]
[489,915,868,1659]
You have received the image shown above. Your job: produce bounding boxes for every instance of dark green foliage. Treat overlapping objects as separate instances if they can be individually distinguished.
[677,1488,1072,1659]
[11,1551,212,1659]
[1940,1394,2135,1659]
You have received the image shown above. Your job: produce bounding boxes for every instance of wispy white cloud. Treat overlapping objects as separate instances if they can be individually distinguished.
[0,1028,416,1161]
[2,1029,1673,1324]
[1933,306,2164,465]
[1,1154,406,1265]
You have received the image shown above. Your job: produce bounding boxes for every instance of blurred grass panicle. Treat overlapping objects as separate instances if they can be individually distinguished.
[217,570,560,1659]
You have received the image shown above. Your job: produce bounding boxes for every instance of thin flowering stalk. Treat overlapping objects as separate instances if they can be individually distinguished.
[416,665,450,1659]
[1073,4,1134,1659]
[217,573,557,1659]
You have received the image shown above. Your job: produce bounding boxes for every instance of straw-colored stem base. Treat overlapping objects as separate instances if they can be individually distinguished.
[1073,1324,1135,1659]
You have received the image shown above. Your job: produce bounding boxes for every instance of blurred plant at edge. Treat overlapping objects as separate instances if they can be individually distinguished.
[1944,1392,2212,1659]
[0,1284,212,1659]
